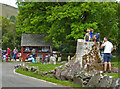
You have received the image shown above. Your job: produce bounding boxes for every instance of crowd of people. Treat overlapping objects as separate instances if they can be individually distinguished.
[84,28,114,73]
[2,29,114,73]
[84,29,100,42]
[2,47,20,62]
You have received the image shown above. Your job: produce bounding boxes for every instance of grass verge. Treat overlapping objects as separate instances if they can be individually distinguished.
[16,63,83,88]
[16,61,119,88]
[104,62,120,79]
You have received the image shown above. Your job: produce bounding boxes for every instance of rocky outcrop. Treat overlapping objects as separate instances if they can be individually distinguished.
[87,72,104,87]
[14,63,39,73]
[14,39,120,88]
[49,56,56,65]
[111,78,120,89]
[111,67,119,73]
[98,76,113,87]
[54,41,103,82]
[53,40,120,88]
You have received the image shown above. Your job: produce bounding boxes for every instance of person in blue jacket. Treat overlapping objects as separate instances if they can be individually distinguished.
[90,29,94,41]
[28,55,35,63]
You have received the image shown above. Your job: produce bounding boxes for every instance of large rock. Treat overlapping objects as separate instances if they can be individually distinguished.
[66,68,74,81]
[54,39,104,87]
[111,67,119,73]
[98,76,113,87]
[60,69,68,80]
[73,71,94,86]
[49,56,56,65]
[87,73,103,87]
[111,78,120,89]
[77,71,95,80]
[73,77,83,86]
[55,69,62,80]
[58,57,61,62]
[66,60,82,81]
[30,66,39,72]
[55,40,103,75]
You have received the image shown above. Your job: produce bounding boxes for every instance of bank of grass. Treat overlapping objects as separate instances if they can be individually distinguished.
[111,56,120,62]
[16,63,83,88]
[111,61,120,69]
[16,60,119,88]
[0,60,2,63]
[26,63,62,72]
[104,61,120,79]
[104,73,119,80]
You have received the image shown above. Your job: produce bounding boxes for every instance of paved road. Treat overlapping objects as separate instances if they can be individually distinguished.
[1,63,60,87]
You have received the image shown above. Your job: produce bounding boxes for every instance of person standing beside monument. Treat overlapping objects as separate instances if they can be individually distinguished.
[101,37,114,73]
[84,29,90,42]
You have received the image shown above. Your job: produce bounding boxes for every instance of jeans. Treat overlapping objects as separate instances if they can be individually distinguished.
[14,54,17,61]
[103,53,111,62]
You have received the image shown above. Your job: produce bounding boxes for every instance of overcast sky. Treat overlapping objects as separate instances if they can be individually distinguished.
[0,0,18,8]
[0,0,120,8]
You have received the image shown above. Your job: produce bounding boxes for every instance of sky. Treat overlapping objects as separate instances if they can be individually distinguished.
[0,0,120,8]
[0,0,18,8]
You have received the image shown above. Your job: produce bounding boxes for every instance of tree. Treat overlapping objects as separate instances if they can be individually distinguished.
[1,17,18,50]
[16,2,119,53]
[10,16,16,22]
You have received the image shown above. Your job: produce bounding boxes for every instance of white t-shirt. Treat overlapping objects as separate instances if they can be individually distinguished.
[103,41,113,53]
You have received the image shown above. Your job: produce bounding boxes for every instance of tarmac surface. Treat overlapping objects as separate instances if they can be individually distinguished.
[1,63,60,88]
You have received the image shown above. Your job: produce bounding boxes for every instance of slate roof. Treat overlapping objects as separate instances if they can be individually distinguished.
[21,33,52,46]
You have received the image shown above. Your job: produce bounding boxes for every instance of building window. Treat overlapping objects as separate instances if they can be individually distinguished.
[42,47,49,52]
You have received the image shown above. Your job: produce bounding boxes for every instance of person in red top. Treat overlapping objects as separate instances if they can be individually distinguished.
[7,48,11,56]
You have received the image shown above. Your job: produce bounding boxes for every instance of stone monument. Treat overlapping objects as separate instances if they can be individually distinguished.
[55,39,103,80]
[67,56,70,62]
[58,57,61,62]
[36,56,40,63]
[49,56,56,65]
[75,39,102,71]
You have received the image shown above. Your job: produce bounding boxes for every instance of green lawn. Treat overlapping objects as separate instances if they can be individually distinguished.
[111,57,120,62]
[16,63,83,88]
[104,73,119,79]
[15,58,120,88]
[16,61,119,88]
[26,63,62,72]
[111,61,120,69]
[104,61,120,79]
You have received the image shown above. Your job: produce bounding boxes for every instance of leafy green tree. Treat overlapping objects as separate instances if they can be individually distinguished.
[10,16,16,22]
[16,2,119,53]
[1,17,18,50]
[118,3,120,56]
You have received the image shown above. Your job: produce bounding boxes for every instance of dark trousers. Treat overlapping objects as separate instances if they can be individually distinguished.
[14,54,17,61]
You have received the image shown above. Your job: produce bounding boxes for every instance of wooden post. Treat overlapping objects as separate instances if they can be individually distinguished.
[21,46,23,61]
[50,46,52,56]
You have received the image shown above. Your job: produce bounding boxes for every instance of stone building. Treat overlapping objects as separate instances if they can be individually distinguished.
[0,3,18,18]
